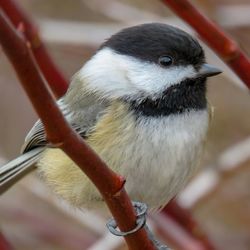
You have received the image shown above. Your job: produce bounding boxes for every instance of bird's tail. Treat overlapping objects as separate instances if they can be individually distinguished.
[0,147,44,194]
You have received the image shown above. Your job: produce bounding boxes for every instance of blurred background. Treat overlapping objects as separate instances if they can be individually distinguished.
[0,0,250,249]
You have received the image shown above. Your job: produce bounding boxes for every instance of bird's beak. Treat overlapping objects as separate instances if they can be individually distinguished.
[198,63,222,78]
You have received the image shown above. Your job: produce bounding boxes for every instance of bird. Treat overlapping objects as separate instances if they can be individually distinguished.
[0,23,221,212]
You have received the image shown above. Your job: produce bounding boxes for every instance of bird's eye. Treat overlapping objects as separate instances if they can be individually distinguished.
[158,56,173,67]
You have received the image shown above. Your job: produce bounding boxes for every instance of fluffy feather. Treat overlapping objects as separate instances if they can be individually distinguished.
[38,101,209,210]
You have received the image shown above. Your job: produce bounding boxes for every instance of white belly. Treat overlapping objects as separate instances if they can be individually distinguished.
[117,110,209,210]
[38,108,209,211]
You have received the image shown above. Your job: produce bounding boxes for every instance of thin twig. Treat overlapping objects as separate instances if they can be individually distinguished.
[163,201,215,250]
[0,0,68,97]
[152,214,207,250]
[0,232,12,250]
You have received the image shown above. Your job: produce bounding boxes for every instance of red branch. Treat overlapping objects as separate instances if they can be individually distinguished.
[0,0,68,97]
[0,232,12,250]
[162,0,250,89]
[163,201,215,250]
[0,10,156,250]
[154,213,209,250]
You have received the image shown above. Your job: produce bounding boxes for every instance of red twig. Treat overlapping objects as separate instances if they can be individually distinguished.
[154,214,209,250]
[0,0,68,97]
[162,0,250,89]
[163,201,215,250]
[0,232,12,250]
[0,10,156,250]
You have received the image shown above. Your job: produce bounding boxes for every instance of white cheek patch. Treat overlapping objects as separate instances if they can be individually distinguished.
[126,60,196,95]
[78,47,197,99]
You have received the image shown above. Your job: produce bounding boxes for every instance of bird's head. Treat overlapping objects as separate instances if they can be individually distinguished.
[75,23,221,116]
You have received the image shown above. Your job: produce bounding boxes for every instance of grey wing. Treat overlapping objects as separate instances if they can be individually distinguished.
[0,90,108,194]
[22,96,109,153]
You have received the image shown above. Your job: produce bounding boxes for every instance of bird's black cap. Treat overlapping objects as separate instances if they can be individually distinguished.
[102,23,205,68]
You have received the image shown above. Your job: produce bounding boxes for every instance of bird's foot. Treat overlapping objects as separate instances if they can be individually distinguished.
[106,201,170,249]
[106,201,147,236]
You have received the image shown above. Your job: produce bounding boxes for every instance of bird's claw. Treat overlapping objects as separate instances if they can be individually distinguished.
[106,201,170,249]
[106,201,147,237]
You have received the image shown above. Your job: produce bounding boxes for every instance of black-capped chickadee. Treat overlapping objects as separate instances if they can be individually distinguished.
[0,23,221,211]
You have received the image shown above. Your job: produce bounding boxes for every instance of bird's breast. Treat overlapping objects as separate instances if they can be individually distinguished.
[87,102,210,210]
[38,101,209,210]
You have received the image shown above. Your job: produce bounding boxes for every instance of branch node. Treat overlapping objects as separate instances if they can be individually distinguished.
[222,42,240,61]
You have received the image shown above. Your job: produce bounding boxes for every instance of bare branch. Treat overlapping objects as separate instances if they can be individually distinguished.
[0,0,68,97]
[0,231,12,250]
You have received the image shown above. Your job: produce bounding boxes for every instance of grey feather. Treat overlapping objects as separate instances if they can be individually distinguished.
[0,147,44,194]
